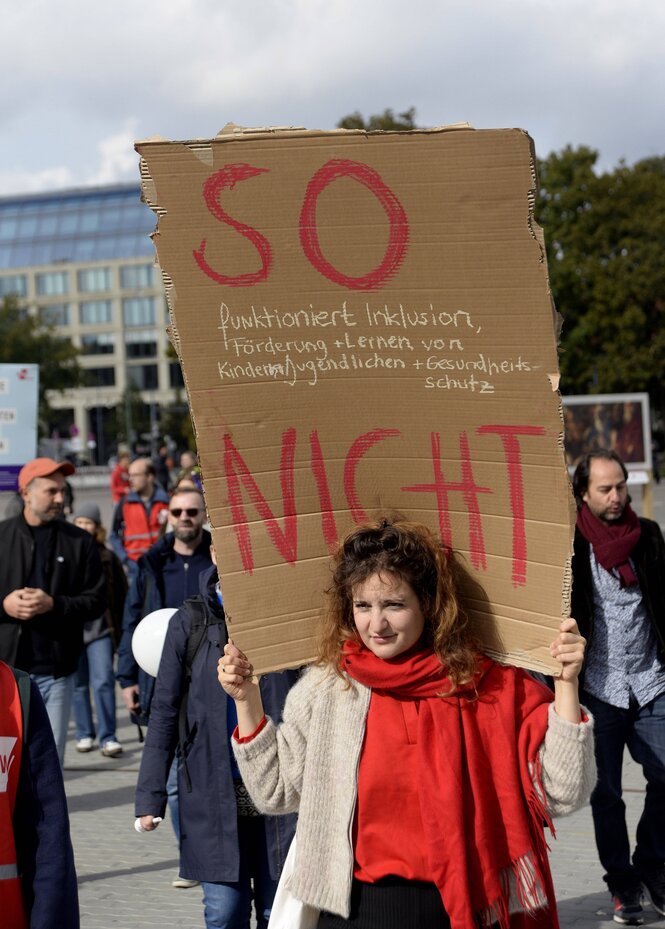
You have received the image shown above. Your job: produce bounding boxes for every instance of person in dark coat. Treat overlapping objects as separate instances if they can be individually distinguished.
[571,449,665,923]
[72,502,128,758]
[117,487,213,889]
[0,458,106,766]
[135,559,298,929]
[8,667,80,928]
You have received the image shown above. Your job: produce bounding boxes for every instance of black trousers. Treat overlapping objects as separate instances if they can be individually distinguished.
[317,877,451,929]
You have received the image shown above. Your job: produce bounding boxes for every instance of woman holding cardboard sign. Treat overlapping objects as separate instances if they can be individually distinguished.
[219,517,594,929]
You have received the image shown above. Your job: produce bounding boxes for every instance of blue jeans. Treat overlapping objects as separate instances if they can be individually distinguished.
[583,689,665,889]
[125,558,139,585]
[31,672,76,768]
[201,817,277,929]
[167,756,180,845]
[73,635,117,746]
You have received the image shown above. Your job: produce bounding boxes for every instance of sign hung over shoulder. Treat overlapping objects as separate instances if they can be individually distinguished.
[136,124,575,675]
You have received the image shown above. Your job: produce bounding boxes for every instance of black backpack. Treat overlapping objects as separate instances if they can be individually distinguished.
[132,595,225,738]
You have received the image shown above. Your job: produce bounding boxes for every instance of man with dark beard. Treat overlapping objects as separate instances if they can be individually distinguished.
[116,487,212,888]
[572,450,665,925]
[116,488,212,723]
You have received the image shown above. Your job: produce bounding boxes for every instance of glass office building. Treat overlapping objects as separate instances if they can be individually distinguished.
[0,184,184,462]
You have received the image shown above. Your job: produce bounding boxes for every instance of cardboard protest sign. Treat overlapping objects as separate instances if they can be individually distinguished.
[136,125,575,675]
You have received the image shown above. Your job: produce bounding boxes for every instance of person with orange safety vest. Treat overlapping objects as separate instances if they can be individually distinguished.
[110,458,169,581]
[0,659,78,928]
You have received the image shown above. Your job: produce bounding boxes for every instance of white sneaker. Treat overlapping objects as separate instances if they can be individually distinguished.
[101,740,123,757]
[171,877,200,889]
[76,737,94,753]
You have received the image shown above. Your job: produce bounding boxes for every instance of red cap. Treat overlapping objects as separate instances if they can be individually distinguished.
[18,457,75,492]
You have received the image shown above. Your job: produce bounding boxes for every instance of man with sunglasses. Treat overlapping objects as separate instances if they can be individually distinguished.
[116,487,213,888]
[116,488,212,724]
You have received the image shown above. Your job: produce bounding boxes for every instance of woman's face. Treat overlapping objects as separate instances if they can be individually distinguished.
[352,571,425,660]
[74,516,97,536]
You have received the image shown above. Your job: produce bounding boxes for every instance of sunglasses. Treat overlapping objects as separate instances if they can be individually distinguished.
[169,508,201,518]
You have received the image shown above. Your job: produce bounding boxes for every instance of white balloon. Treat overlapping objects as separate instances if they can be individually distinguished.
[131,608,179,677]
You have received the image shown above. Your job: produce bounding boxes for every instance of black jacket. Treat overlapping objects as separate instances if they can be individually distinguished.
[571,517,665,678]
[134,565,299,882]
[0,515,106,678]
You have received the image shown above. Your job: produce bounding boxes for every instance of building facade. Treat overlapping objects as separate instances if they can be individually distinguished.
[0,183,185,463]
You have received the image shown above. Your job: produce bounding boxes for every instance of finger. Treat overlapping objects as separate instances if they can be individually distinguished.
[223,641,246,661]
[560,617,579,635]
[217,657,239,681]
[220,663,251,683]
[550,645,583,665]
[221,646,252,675]
[550,642,584,658]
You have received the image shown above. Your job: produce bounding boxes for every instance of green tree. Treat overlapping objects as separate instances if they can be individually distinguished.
[0,295,83,428]
[337,107,418,132]
[537,147,665,416]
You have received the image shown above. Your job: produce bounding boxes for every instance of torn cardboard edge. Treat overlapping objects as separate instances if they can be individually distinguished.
[135,120,478,151]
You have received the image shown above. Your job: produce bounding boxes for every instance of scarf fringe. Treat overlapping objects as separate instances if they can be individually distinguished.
[476,754,556,929]
[475,853,549,929]
[527,753,556,846]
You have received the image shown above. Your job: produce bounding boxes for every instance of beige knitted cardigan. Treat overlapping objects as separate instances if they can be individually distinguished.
[233,665,596,919]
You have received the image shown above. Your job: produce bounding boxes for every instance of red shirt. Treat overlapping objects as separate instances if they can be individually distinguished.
[353,691,430,883]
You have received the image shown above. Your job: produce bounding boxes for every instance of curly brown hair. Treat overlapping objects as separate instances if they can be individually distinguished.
[318,516,479,689]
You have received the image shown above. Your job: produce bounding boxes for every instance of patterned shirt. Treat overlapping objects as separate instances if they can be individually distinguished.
[584,546,665,708]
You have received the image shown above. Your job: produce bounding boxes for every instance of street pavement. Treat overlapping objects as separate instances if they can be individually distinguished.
[65,708,203,929]
[4,475,665,928]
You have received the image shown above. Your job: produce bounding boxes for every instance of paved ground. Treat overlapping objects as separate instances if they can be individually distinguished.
[6,475,665,927]
[65,709,203,929]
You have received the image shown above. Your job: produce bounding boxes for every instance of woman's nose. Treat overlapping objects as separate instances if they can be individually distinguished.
[369,609,388,630]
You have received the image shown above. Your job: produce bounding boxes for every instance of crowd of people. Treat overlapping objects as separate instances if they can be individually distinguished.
[0,447,664,929]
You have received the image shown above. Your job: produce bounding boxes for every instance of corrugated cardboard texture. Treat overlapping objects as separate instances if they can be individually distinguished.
[136,126,576,675]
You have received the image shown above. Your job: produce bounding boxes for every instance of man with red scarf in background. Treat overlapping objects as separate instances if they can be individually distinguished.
[572,449,665,926]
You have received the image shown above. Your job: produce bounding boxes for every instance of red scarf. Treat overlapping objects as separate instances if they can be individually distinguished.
[342,641,558,929]
[576,501,641,587]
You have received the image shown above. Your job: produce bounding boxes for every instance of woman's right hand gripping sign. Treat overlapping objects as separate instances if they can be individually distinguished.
[218,641,265,736]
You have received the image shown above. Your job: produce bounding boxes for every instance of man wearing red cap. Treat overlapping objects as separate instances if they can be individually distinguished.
[0,458,106,766]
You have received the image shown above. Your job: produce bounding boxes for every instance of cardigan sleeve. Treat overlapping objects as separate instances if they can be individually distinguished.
[539,702,596,816]
[232,666,323,815]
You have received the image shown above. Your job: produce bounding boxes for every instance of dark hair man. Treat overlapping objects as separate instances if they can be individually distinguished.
[571,449,665,924]
[0,458,106,765]
[116,488,212,721]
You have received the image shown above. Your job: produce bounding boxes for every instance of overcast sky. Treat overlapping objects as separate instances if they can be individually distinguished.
[3,0,664,196]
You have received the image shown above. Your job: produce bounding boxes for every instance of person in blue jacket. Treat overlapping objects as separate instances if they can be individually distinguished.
[116,489,212,726]
[134,556,298,929]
